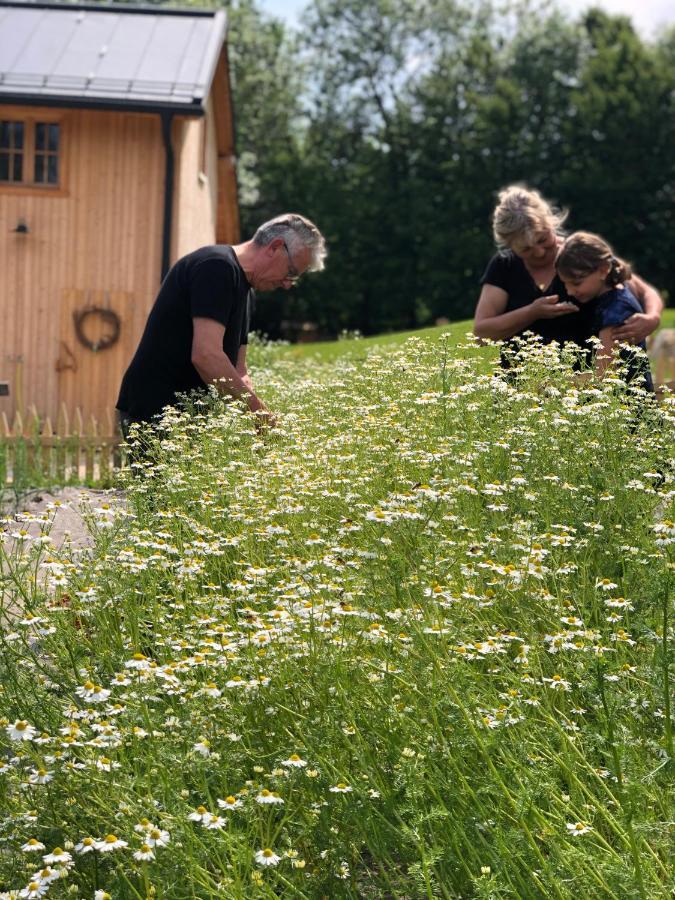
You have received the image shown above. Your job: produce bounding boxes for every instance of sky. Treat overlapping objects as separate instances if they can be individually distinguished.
[258,0,675,38]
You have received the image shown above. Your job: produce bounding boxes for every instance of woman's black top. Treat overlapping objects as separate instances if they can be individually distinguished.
[480,250,596,346]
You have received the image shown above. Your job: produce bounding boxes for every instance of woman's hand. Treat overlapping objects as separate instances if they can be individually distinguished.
[608,312,660,345]
[531,294,578,319]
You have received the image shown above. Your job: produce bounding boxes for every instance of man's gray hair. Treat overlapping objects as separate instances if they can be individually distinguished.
[253,213,327,272]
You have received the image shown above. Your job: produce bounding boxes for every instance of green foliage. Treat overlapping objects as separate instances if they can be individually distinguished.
[1,339,673,897]
[224,0,674,337]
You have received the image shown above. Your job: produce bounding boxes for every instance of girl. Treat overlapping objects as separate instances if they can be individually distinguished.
[555,232,654,391]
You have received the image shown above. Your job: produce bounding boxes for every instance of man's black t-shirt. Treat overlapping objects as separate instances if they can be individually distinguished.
[480,250,596,346]
[117,245,252,422]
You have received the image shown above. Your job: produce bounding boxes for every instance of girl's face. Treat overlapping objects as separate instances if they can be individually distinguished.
[510,228,558,267]
[559,263,611,303]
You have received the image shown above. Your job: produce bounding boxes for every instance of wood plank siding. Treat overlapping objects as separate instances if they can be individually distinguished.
[1,106,163,423]
[171,46,240,258]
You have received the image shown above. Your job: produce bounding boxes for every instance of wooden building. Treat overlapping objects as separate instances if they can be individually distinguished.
[0,0,239,424]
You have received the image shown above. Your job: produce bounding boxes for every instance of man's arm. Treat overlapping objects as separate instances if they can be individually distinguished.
[235,345,254,393]
[191,318,266,414]
[610,275,663,344]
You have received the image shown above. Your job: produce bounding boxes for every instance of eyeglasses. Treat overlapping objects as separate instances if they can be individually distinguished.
[282,241,301,284]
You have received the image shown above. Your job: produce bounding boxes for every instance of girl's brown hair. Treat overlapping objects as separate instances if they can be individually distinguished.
[555,231,631,287]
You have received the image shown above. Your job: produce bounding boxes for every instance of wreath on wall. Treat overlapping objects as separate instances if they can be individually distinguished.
[73,307,121,352]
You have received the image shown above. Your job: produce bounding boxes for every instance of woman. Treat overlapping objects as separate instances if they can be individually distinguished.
[473,186,663,350]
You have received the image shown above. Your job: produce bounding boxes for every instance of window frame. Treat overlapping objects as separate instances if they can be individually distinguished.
[0,112,67,195]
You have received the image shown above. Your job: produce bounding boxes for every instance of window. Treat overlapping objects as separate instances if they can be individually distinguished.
[0,119,60,187]
[0,121,24,182]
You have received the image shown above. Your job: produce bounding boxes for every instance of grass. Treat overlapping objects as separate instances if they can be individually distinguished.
[274,307,675,363]
[0,331,673,899]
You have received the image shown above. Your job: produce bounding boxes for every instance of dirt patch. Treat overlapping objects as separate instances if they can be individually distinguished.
[3,486,127,550]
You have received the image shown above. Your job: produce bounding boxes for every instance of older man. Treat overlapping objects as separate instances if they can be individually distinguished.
[117,214,326,434]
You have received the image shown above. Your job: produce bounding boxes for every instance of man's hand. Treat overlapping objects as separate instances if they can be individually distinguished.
[608,312,659,346]
[531,295,579,319]
[254,408,277,432]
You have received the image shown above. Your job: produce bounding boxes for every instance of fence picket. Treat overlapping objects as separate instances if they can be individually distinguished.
[0,407,122,487]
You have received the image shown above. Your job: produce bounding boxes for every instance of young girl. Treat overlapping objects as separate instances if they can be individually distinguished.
[555,232,654,391]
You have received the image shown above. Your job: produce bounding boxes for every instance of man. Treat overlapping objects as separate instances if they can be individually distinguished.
[117,214,326,435]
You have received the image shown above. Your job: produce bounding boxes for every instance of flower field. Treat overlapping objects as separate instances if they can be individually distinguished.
[1,334,673,899]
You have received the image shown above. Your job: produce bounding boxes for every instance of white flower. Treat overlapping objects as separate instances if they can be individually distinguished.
[18,882,48,899]
[255,789,284,805]
[7,721,37,742]
[42,847,72,866]
[542,674,571,691]
[74,837,96,855]
[95,757,120,772]
[95,834,128,852]
[566,822,592,836]
[255,848,281,867]
[217,795,243,811]
[133,844,155,861]
[188,806,211,824]
[281,754,307,768]
[21,840,45,853]
[75,681,110,703]
[595,579,618,591]
[202,682,221,698]
[329,783,352,793]
[27,769,53,785]
[203,815,226,830]
[145,827,170,848]
[193,739,211,757]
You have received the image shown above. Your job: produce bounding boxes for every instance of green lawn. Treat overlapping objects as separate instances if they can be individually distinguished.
[278,308,675,362]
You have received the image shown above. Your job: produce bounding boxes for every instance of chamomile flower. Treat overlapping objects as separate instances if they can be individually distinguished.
[542,674,571,691]
[256,789,284,805]
[281,754,307,768]
[74,837,96,855]
[42,847,72,866]
[95,834,128,852]
[7,721,37,742]
[18,881,48,898]
[133,844,155,861]
[330,782,353,793]
[255,848,281,867]
[27,769,53,785]
[217,795,243,811]
[145,827,170,848]
[566,822,592,836]
[21,840,46,853]
[193,738,211,756]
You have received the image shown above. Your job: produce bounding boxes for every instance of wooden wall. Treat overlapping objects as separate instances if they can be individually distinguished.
[1,65,240,427]
[0,105,166,424]
[172,45,240,258]
[172,108,218,260]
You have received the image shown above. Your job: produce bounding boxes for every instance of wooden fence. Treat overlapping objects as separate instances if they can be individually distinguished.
[0,405,122,488]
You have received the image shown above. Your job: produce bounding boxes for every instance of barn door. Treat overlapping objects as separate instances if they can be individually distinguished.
[57,288,135,424]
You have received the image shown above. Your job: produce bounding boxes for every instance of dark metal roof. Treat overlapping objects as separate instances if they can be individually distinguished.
[0,1,227,113]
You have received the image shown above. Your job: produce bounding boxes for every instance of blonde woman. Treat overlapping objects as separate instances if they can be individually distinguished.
[473,186,662,349]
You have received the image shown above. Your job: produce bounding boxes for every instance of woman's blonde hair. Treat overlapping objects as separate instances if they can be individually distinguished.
[492,184,568,249]
[555,232,632,287]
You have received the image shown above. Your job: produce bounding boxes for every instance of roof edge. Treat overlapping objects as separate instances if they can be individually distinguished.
[0,93,206,115]
[195,8,227,98]
[0,0,219,17]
